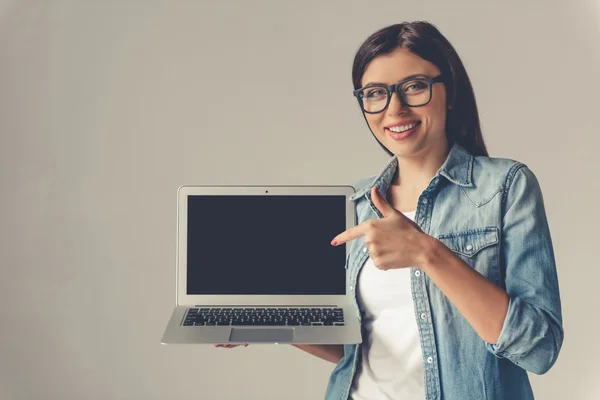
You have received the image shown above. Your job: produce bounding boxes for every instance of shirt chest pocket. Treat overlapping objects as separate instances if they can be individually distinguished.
[437,227,501,286]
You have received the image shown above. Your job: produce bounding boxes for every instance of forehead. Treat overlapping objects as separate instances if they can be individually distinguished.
[361,47,441,86]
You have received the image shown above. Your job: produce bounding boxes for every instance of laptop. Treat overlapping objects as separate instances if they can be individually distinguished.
[161,185,362,345]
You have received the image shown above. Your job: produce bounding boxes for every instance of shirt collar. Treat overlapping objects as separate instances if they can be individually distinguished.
[349,142,474,202]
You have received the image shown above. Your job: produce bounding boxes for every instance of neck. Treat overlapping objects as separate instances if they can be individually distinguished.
[393,141,450,192]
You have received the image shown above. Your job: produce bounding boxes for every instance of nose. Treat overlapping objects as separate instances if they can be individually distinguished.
[387,91,407,115]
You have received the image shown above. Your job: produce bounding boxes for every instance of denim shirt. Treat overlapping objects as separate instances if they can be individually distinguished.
[324,143,564,400]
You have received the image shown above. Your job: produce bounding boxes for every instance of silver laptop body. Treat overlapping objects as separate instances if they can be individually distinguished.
[161,185,362,345]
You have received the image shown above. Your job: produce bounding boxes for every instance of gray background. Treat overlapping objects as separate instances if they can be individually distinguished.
[1,0,598,399]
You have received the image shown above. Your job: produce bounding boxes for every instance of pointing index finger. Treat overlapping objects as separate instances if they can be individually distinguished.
[332,224,368,246]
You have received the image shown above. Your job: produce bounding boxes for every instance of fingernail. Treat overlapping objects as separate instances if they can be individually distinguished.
[331,239,337,246]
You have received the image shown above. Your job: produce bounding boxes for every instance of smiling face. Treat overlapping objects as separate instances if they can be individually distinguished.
[360,47,449,159]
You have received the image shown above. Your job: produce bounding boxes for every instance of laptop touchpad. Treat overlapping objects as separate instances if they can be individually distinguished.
[229,328,294,343]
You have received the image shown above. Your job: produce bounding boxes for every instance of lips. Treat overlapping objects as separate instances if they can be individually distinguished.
[385,120,421,133]
[385,121,421,141]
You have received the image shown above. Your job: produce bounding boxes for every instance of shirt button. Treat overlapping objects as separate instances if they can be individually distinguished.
[420,313,426,320]
[427,357,433,363]
[466,244,473,251]
[362,247,367,253]
[422,198,428,204]
[415,270,421,277]
[433,178,439,185]
[350,285,354,291]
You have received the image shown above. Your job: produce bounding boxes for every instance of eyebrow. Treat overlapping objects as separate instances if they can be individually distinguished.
[362,74,428,88]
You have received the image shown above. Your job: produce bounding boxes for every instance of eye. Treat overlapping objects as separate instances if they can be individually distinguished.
[403,80,428,93]
[364,88,387,99]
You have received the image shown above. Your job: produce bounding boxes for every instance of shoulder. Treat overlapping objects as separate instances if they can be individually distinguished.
[351,175,377,194]
[471,154,533,190]
[470,155,546,211]
[348,175,377,223]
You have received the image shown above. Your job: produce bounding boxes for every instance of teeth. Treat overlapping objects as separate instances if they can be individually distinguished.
[389,122,419,133]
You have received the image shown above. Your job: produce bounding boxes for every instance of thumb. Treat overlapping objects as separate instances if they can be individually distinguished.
[371,187,398,218]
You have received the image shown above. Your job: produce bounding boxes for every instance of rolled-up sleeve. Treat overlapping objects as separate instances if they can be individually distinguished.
[485,165,564,375]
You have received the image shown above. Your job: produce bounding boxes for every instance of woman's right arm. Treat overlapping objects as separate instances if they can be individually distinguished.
[292,344,344,364]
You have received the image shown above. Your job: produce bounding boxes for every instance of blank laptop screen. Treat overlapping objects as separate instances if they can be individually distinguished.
[186,194,348,295]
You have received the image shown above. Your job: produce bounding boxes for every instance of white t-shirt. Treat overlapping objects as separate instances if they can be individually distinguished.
[349,210,426,400]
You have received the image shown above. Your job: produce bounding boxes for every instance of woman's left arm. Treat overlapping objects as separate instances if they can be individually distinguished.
[419,165,564,375]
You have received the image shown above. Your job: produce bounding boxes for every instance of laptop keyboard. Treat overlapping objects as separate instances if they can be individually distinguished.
[183,307,345,327]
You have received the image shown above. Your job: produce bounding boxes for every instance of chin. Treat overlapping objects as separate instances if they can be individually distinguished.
[392,148,421,159]
[383,136,425,158]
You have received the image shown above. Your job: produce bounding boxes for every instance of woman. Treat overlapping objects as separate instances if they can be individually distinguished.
[220,21,564,400]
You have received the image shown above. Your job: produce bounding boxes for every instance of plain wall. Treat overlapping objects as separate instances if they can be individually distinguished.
[1,0,599,399]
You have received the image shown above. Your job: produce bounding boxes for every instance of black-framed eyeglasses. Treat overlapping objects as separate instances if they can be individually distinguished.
[353,74,445,114]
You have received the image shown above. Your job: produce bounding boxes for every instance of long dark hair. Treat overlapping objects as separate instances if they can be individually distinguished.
[352,21,488,157]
